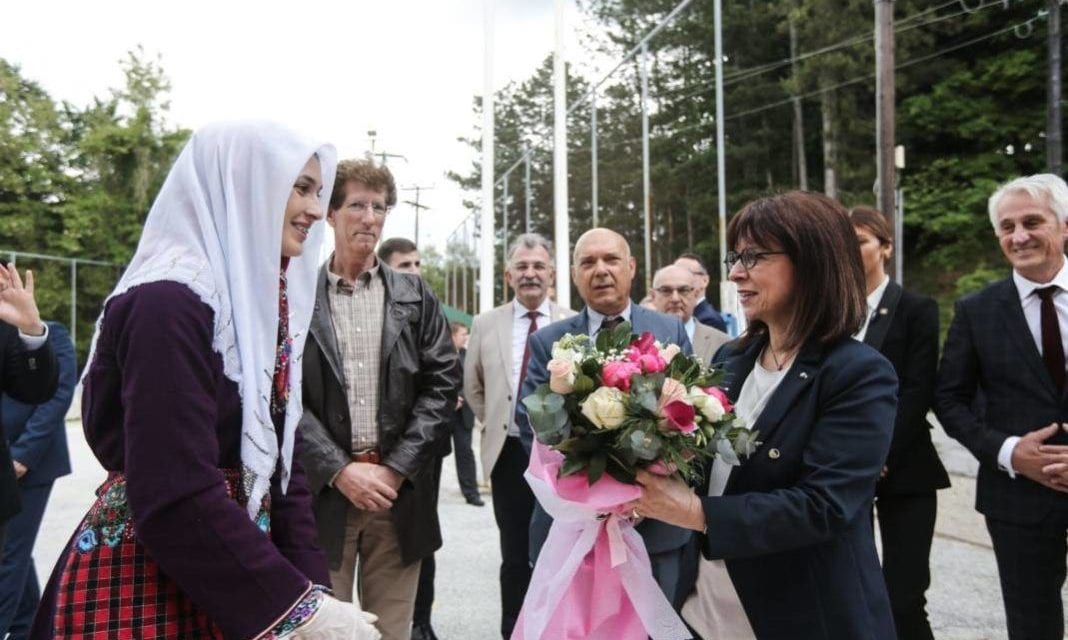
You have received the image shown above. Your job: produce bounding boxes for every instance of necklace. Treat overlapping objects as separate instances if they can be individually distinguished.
[766,345,791,371]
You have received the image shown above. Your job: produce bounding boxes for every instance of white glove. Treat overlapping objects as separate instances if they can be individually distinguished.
[283,595,381,640]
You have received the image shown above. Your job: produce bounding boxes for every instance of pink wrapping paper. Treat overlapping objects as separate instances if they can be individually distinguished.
[512,442,692,640]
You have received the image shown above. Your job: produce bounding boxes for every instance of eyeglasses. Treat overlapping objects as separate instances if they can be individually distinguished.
[723,249,787,271]
[348,200,390,216]
[654,285,694,297]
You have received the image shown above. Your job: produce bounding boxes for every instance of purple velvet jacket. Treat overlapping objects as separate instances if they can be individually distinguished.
[34,282,329,640]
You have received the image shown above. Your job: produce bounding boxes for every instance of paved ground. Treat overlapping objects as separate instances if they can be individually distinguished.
[32,417,1066,639]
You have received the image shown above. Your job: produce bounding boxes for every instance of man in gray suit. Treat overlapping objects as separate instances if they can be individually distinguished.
[651,264,731,365]
[517,228,694,604]
[465,233,574,638]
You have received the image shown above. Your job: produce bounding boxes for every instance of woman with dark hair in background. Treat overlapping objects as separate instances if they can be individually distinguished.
[851,206,950,640]
[630,191,898,639]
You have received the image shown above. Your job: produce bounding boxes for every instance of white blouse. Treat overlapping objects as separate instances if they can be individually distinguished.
[681,359,790,640]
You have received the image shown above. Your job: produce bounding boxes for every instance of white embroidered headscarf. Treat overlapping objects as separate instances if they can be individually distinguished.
[83,121,337,520]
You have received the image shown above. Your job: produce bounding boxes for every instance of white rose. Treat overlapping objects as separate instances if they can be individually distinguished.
[580,386,627,430]
[688,386,726,423]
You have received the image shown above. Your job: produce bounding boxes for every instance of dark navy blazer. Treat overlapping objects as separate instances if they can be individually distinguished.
[517,303,693,556]
[935,278,1068,525]
[679,335,898,639]
[3,322,75,488]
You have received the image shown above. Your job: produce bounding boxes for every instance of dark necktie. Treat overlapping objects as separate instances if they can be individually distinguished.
[1036,286,1065,392]
[517,310,540,393]
[600,315,623,333]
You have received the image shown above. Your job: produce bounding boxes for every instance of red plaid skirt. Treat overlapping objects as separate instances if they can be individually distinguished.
[52,469,270,639]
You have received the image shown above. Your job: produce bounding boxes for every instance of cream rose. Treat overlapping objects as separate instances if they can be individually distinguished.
[658,343,682,364]
[580,386,627,430]
[547,358,577,394]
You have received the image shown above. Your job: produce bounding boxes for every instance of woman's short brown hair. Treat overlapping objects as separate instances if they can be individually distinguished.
[329,159,397,211]
[848,205,893,246]
[728,191,867,350]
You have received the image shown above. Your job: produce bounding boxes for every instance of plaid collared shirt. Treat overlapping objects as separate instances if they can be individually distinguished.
[326,256,385,452]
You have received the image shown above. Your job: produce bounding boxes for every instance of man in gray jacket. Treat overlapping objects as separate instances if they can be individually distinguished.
[299,160,459,640]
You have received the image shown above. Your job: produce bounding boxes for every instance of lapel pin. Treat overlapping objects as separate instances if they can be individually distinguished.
[879,308,888,315]
[799,371,809,379]
[768,448,781,459]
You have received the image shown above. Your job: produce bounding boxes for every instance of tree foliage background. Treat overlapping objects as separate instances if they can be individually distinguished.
[0,47,190,363]
[447,0,1055,325]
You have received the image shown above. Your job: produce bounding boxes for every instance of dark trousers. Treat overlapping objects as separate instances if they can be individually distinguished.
[451,414,479,502]
[492,436,535,639]
[875,492,937,640]
[413,455,444,627]
[0,483,52,640]
[986,511,1068,640]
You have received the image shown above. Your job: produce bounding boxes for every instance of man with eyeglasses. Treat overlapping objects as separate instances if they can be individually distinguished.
[651,264,731,365]
[675,253,728,333]
[464,233,574,639]
[299,159,459,640]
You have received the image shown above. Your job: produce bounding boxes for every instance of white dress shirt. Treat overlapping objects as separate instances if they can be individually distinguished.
[684,317,697,345]
[998,258,1068,477]
[586,303,633,337]
[854,275,891,342]
[19,324,48,349]
[510,298,552,437]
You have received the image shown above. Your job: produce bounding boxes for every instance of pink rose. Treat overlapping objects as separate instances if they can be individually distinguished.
[660,400,697,434]
[602,360,641,391]
[547,358,575,394]
[658,343,682,364]
[704,386,733,413]
[628,332,668,372]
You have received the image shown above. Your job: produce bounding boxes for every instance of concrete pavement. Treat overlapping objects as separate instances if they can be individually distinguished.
[30,419,1065,639]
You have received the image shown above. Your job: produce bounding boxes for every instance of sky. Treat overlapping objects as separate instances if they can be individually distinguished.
[0,0,588,258]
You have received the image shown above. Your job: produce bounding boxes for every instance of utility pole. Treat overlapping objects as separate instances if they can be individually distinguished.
[401,184,434,246]
[875,0,897,270]
[364,130,408,167]
[1049,0,1063,176]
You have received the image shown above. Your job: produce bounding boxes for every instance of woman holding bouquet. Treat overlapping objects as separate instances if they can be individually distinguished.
[31,122,379,639]
[630,191,898,639]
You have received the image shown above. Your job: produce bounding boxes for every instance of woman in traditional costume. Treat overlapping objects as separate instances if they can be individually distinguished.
[32,121,379,639]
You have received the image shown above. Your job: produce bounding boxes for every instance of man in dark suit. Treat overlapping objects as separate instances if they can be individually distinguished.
[0,321,74,640]
[675,253,728,333]
[0,264,58,557]
[935,174,1068,640]
[517,228,693,603]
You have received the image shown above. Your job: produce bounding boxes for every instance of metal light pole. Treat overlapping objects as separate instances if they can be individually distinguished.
[714,0,741,334]
[591,90,599,227]
[553,0,571,309]
[480,0,496,312]
[524,143,532,233]
[640,41,652,293]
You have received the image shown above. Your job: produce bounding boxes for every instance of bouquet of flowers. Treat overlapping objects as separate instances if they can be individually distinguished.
[512,323,759,640]
[522,322,759,486]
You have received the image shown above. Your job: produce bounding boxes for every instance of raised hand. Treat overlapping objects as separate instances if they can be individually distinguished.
[0,264,44,336]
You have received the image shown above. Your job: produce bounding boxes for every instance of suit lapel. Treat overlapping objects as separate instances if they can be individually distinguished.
[994,279,1059,397]
[496,303,515,378]
[863,281,903,352]
[749,341,821,443]
[309,266,345,385]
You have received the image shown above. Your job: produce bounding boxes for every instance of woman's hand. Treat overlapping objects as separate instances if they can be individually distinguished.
[628,469,706,532]
[281,595,381,640]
